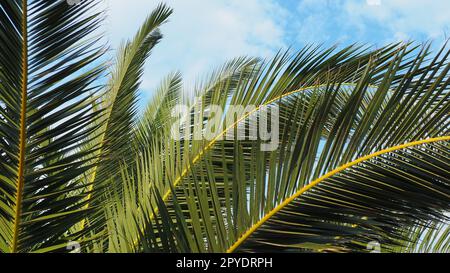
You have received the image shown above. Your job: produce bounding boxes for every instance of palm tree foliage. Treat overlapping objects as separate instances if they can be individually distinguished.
[0,2,449,253]
[0,0,105,253]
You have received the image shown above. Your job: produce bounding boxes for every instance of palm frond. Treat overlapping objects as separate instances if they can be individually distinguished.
[114,42,450,253]
[2,2,446,254]
[104,56,261,251]
[231,138,449,252]
[398,220,450,253]
[0,0,105,253]
[134,71,182,150]
[78,3,173,236]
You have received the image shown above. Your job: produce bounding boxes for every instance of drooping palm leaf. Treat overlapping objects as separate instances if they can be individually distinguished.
[6,1,445,254]
[105,56,261,252]
[116,42,449,253]
[231,138,449,252]
[133,71,183,150]
[77,3,173,237]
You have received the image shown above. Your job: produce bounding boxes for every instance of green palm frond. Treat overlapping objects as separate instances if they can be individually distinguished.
[78,3,173,236]
[134,71,182,150]
[105,56,261,252]
[112,42,450,253]
[0,0,105,253]
[1,1,448,254]
[398,220,450,253]
[230,138,449,253]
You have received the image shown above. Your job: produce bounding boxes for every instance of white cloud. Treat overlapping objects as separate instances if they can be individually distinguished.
[345,0,450,39]
[293,0,364,45]
[102,0,450,101]
[103,0,288,96]
[293,0,450,46]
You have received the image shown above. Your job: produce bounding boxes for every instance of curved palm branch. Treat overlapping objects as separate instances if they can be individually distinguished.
[133,71,183,150]
[230,138,449,252]
[116,43,413,250]
[3,2,445,254]
[77,3,173,236]
[112,41,450,253]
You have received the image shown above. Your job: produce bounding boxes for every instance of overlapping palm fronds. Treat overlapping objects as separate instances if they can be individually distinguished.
[109,40,450,253]
[398,219,450,253]
[1,2,449,253]
[75,4,174,245]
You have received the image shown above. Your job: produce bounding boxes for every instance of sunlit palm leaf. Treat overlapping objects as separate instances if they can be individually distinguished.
[118,42,449,253]
[134,72,183,150]
[77,4,173,240]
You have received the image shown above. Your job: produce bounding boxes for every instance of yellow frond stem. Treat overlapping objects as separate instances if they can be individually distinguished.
[12,0,28,253]
[132,82,374,248]
[226,136,450,253]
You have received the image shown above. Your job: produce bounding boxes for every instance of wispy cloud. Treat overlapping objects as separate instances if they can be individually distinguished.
[292,0,450,46]
[104,0,288,96]
[103,0,450,103]
[345,0,450,40]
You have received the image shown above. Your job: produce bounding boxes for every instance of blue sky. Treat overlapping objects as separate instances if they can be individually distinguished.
[102,0,450,103]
